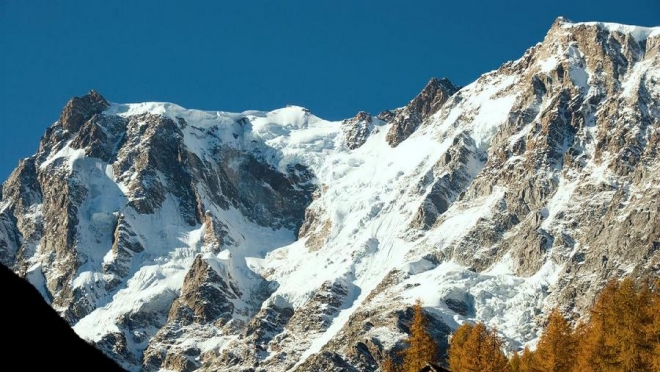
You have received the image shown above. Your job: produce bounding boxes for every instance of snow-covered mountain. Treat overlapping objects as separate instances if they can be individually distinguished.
[1,17,660,371]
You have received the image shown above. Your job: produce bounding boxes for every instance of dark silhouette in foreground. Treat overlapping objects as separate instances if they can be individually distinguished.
[1,263,125,371]
[420,363,451,372]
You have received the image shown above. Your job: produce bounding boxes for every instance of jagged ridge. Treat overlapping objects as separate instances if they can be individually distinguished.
[0,17,659,371]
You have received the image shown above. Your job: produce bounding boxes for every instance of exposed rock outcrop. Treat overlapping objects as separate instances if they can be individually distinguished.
[1,18,660,372]
[386,77,459,147]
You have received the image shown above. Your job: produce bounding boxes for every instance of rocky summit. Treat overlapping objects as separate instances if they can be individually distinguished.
[1,17,659,371]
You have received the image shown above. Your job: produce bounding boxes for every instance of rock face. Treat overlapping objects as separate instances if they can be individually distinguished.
[1,18,660,372]
[342,111,386,150]
[385,77,459,147]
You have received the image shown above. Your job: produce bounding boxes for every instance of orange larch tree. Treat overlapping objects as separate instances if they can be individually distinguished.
[532,308,577,372]
[401,299,438,372]
[447,323,473,372]
[448,322,509,372]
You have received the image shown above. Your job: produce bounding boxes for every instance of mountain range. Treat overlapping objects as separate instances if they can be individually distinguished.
[1,17,659,371]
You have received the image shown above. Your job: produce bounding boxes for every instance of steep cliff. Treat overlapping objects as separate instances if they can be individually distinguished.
[1,18,659,371]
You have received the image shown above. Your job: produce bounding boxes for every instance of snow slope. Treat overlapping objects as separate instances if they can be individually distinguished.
[1,17,659,372]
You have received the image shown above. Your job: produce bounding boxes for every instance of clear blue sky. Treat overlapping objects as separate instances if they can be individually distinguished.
[1,1,658,180]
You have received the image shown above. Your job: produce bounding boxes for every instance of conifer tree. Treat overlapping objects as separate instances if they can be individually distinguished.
[478,324,510,372]
[648,281,660,371]
[381,356,399,372]
[401,299,438,372]
[519,346,534,372]
[448,322,509,372]
[577,279,622,371]
[615,278,653,371]
[573,278,656,372]
[447,323,473,372]
[453,277,660,372]
[571,321,596,372]
[532,308,576,372]
[509,350,521,372]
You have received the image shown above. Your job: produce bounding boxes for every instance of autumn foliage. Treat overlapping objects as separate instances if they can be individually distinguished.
[531,308,577,371]
[568,278,659,372]
[381,278,660,372]
[512,277,660,372]
[402,299,438,371]
[447,322,509,372]
[380,299,439,372]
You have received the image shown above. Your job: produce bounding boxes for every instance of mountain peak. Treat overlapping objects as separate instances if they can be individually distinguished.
[59,90,110,132]
[87,89,108,104]
[551,16,573,28]
[2,18,660,372]
[385,76,459,147]
[549,16,660,43]
[426,77,458,93]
